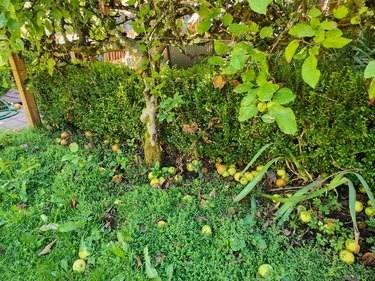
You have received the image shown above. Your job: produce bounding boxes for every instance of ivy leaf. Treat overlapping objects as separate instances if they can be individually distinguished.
[214,40,228,55]
[249,22,259,33]
[222,14,233,26]
[273,88,296,105]
[302,55,320,88]
[333,6,349,19]
[288,23,315,38]
[308,7,322,18]
[208,56,224,66]
[247,0,272,15]
[364,61,375,79]
[228,23,249,36]
[285,40,299,63]
[259,26,273,39]
[322,37,352,48]
[268,105,297,135]
[258,84,279,102]
[197,20,211,34]
[7,19,20,34]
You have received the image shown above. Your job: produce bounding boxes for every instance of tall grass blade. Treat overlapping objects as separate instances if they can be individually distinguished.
[241,143,273,175]
[234,157,282,203]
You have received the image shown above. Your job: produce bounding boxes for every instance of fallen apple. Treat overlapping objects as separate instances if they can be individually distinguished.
[339,250,355,264]
[72,259,86,273]
[61,132,69,139]
[60,139,68,146]
[78,247,90,260]
[111,144,120,152]
[300,211,312,223]
[112,174,123,184]
[168,167,176,175]
[157,220,167,228]
[202,225,212,235]
[345,239,360,254]
[258,264,273,277]
[174,174,183,183]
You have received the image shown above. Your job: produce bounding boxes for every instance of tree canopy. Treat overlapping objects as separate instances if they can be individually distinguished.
[1,0,374,165]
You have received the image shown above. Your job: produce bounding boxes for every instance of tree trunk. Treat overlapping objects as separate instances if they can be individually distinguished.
[9,54,41,127]
[141,90,162,167]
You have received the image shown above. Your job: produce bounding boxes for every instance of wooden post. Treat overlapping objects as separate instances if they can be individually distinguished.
[9,53,41,127]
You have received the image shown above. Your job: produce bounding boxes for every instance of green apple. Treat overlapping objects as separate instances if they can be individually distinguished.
[244,172,253,181]
[202,225,212,235]
[72,259,86,273]
[234,172,242,182]
[240,177,248,186]
[339,250,355,264]
[168,167,176,175]
[227,167,236,176]
[355,201,363,213]
[174,174,183,183]
[148,172,155,180]
[345,239,360,254]
[182,195,193,203]
[258,264,273,277]
[78,247,90,260]
[150,178,160,187]
[157,220,167,228]
[300,211,312,223]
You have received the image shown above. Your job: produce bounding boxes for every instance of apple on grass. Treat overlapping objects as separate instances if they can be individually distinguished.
[72,259,86,273]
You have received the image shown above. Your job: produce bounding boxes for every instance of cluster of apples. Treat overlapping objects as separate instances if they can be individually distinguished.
[72,246,90,274]
[215,157,288,188]
[148,166,183,188]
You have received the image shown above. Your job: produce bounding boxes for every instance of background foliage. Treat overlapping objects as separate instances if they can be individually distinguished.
[30,60,375,182]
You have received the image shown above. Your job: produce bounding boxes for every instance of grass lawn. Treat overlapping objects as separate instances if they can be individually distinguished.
[0,128,374,280]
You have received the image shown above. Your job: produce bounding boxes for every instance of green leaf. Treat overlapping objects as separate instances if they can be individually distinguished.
[222,14,233,26]
[309,46,320,56]
[302,55,320,88]
[7,18,19,34]
[258,83,279,102]
[322,37,352,48]
[288,23,315,38]
[368,78,375,99]
[109,242,125,258]
[58,221,85,232]
[273,88,295,105]
[285,40,299,63]
[13,39,24,52]
[144,247,158,279]
[313,29,325,43]
[308,7,322,18]
[0,13,8,29]
[268,105,297,135]
[0,0,10,8]
[208,56,224,66]
[214,40,228,55]
[228,23,249,36]
[238,90,258,122]
[229,48,248,71]
[309,18,320,29]
[333,6,349,19]
[364,61,375,79]
[234,83,254,93]
[247,0,272,15]
[320,21,337,30]
[197,20,211,34]
[326,29,343,38]
[47,58,56,76]
[261,114,275,123]
[249,22,259,33]
[259,26,273,39]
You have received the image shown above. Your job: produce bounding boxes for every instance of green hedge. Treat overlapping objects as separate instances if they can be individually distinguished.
[30,61,375,180]
[30,62,145,140]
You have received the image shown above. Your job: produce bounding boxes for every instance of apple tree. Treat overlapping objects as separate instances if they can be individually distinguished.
[0,0,373,166]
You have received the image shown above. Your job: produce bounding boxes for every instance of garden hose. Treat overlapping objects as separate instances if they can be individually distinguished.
[0,98,19,120]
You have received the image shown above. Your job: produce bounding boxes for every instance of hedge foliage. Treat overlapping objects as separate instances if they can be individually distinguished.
[30,62,145,140]
[30,61,375,179]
